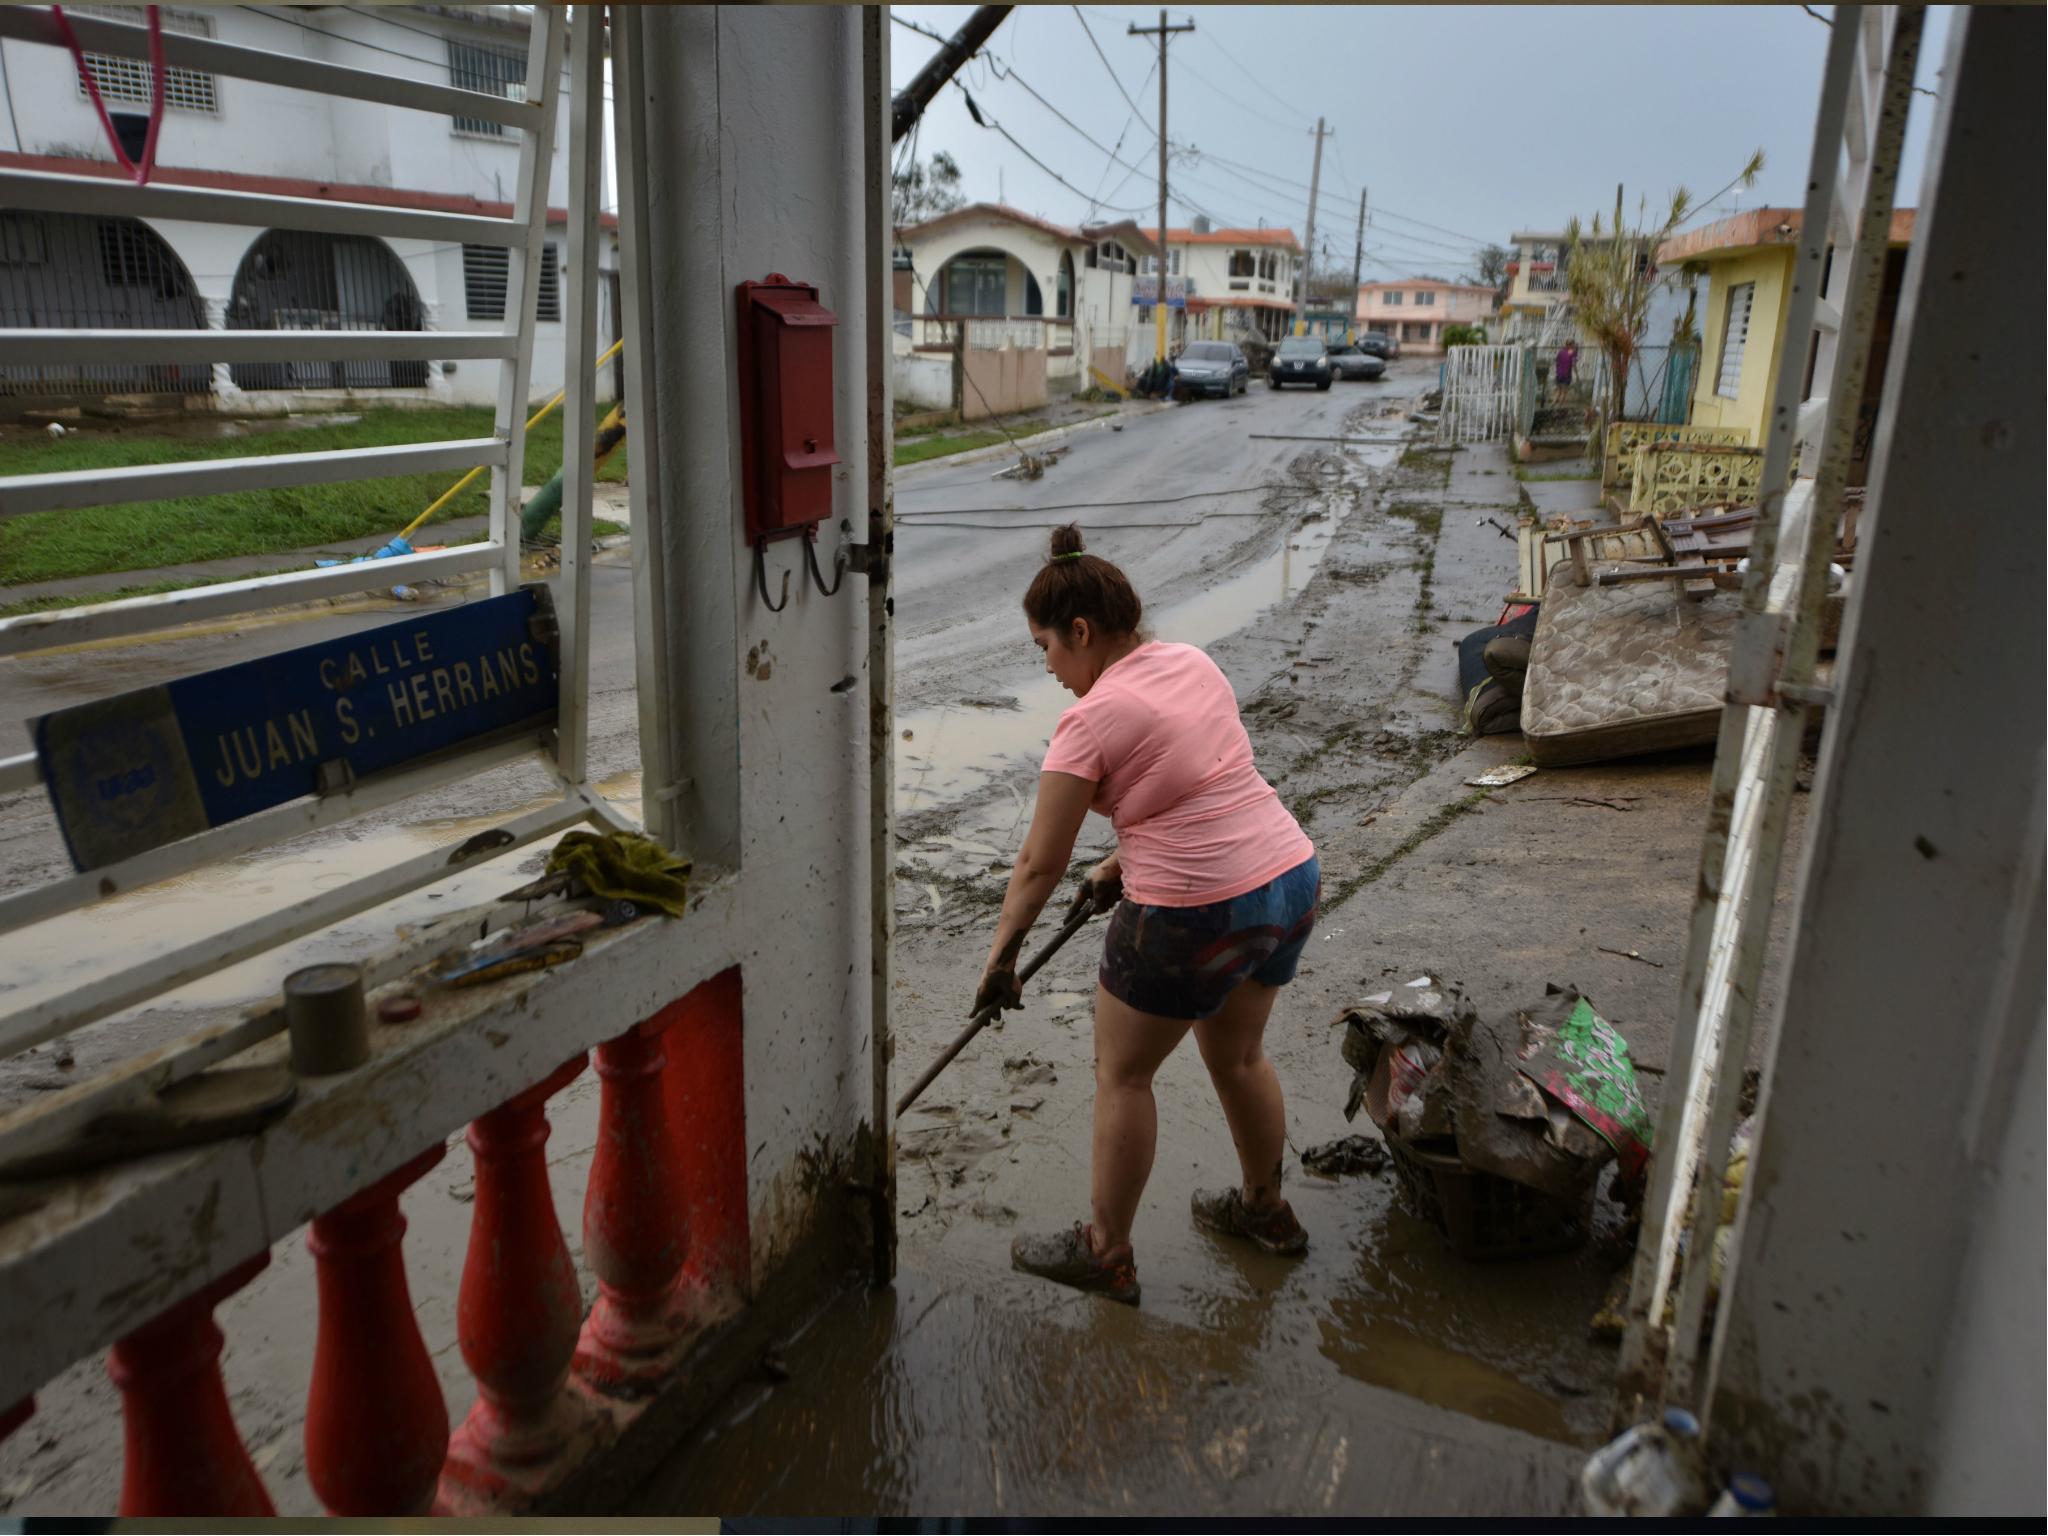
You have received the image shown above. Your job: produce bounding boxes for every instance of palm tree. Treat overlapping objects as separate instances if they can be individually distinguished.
[1565,152,1762,451]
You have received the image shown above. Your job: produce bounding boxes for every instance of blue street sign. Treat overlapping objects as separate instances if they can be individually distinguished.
[33,589,558,872]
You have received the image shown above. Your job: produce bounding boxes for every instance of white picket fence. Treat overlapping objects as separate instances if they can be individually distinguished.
[1436,344,1523,446]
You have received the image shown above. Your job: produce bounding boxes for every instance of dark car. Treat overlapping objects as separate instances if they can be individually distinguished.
[1268,334,1331,390]
[1326,340,1386,381]
[1173,340,1249,398]
[1359,331,1400,360]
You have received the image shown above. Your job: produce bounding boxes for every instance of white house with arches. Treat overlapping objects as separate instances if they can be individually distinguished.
[893,202,1161,389]
[0,3,617,411]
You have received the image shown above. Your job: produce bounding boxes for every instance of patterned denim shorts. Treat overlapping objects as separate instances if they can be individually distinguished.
[1098,854,1321,1021]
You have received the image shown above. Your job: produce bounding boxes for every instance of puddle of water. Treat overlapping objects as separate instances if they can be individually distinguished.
[0,778,642,1029]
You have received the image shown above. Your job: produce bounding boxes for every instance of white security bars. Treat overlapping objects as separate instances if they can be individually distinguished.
[0,6,610,1147]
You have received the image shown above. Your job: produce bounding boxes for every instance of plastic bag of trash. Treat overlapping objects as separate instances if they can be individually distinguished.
[1333,975,1471,1128]
[1513,986,1655,1183]
[1446,1001,1612,1205]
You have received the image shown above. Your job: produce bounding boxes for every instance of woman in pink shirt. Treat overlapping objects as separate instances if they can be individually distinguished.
[976,524,1320,1306]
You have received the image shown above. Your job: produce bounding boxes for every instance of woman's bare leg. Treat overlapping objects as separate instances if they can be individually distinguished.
[1193,976,1289,1209]
[1089,984,1192,1259]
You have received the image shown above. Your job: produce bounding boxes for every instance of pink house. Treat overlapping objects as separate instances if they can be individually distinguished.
[1355,278,1500,353]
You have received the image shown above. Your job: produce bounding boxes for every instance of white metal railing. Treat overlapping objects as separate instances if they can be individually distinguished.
[0,7,613,1140]
[1435,343,1522,445]
[1617,2,1927,1422]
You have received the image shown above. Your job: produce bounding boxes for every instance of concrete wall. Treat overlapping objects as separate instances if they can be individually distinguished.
[894,352,954,412]
[961,345,1047,421]
[624,4,881,1280]
[1708,9,2046,1513]
[1688,248,1795,440]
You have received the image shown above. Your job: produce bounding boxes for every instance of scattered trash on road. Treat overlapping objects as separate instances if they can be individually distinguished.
[1301,1134,1389,1177]
[1465,764,1538,788]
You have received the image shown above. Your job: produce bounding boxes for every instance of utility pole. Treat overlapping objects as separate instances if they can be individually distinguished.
[1346,185,1367,339]
[1297,116,1328,334]
[1130,9,1194,364]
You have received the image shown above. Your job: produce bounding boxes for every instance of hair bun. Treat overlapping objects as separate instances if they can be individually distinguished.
[1048,523,1086,559]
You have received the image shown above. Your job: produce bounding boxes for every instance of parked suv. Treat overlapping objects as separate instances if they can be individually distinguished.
[1359,331,1400,360]
[1268,334,1332,390]
[1173,341,1249,398]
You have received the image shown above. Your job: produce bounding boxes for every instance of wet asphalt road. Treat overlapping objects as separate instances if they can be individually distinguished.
[895,374,1400,710]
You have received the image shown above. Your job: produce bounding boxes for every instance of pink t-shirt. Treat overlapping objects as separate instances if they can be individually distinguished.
[1041,640,1315,907]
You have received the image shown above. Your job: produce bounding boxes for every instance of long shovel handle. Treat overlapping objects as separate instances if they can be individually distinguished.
[894,899,1098,1119]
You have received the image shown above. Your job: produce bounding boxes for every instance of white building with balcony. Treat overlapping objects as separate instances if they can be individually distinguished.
[1141,221,1302,350]
[0,3,618,411]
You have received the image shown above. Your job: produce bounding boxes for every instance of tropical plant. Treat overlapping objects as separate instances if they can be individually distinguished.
[1442,323,1488,348]
[1473,244,1513,287]
[892,151,966,227]
[1564,151,1762,436]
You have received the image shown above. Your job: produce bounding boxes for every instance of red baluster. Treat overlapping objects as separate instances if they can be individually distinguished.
[107,1253,274,1516]
[0,1395,31,1446]
[443,1054,599,1506]
[304,1145,449,1515]
[574,1016,687,1388]
[662,967,751,1330]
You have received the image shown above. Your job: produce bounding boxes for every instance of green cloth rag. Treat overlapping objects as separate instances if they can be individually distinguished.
[545,830,692,917]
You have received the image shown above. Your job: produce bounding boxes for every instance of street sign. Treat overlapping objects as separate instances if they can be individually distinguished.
[33,589,558,872]
[1131,274,1187,310]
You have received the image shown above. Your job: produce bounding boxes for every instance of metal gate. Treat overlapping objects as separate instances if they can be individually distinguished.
[0,3,610,1101]
[1616,2,1929,1423]
[1435,343,1521,445]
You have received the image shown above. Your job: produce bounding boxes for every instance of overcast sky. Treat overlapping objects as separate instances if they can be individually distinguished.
[890,4,1954,280]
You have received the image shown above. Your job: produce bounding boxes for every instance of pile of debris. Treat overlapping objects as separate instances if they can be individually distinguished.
[1335,975,1653,1260]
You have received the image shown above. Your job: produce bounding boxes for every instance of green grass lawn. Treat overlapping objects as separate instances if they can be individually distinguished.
[0,405,628,589]
[893,427,1011,466]
[891,407,1115,468]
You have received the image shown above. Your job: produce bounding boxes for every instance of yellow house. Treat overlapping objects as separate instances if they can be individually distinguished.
[1660,206,1915,467]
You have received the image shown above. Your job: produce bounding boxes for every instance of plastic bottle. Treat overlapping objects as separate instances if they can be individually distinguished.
[1581,1407,1708,1516]
[1709,1472,1777,1516]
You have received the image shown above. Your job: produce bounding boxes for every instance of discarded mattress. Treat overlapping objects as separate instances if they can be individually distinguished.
[1520,558,1739,767]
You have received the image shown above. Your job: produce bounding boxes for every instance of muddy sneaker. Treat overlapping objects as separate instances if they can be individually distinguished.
[1010,1222,1141,1306]
[1191,1187,1309,1257]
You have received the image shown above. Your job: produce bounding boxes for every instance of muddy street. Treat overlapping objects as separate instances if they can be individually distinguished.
[2,362,1680,1516]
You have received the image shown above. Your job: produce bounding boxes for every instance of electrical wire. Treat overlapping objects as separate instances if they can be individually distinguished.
[1071,5,1152,128]
[954,81,1155,215]
[895,480,1325,523]
[1170,56,1308,135]
[1194,26,1315,124]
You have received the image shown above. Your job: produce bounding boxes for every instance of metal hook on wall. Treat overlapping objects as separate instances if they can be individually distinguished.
[804,533,848,598]
[753,541,791,612]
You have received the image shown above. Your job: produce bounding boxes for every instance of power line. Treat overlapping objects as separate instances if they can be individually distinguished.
[1370,205,1498,248]
[1171,56,1311,134]
[1071,6,1152,128]
[1193,27,1315,125]
[954,82,1154,215]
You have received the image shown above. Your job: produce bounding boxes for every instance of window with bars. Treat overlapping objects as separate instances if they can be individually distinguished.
[462,243,561,323]
[1716,280,1754,399]
[447,39,525,136]
[72,5,217,113]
